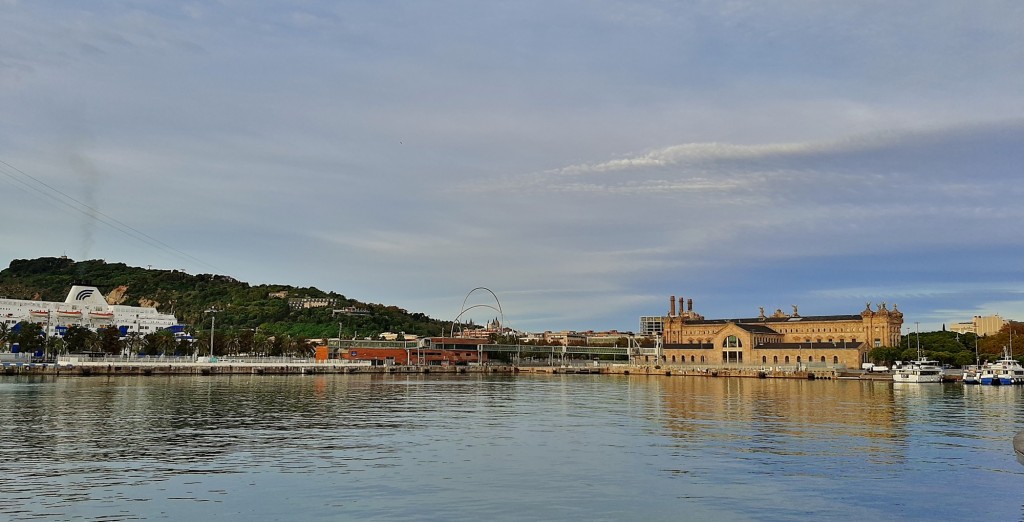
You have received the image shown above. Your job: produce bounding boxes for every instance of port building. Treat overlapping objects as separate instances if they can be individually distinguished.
[653,296,904,368]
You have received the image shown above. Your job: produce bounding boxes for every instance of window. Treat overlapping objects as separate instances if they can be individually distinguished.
[773,356,778,364]
[762,356,767,364]
[690,355,695,362]
[833,356,839,364]
[785,356,790,363]
[820,356,825,363]
[723,335,742,348]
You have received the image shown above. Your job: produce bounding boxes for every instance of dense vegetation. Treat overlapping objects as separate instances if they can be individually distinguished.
[868,325,1024,367]
[0,257,451,355]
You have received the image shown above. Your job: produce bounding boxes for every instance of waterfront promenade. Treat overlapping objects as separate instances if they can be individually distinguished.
[0,354,874,380]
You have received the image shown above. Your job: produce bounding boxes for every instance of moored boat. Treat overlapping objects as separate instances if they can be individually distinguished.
[962,366,981,385]
[893,323,944,383]
[979,364,999,385]
[892,359,944,383]
[981,347,1024,385]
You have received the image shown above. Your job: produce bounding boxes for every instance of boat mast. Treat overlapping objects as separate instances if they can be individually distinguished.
[915,321,921,360]
[975,335,980,367]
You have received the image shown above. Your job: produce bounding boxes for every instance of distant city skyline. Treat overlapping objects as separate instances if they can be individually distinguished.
[2,2,1021,333]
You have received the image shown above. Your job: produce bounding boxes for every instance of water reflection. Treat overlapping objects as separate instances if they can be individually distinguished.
[0,374,1021,521]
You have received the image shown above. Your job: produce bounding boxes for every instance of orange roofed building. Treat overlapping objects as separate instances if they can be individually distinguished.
[334,337,488,366]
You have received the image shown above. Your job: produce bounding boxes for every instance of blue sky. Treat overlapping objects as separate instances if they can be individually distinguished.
[1,1,1022,334]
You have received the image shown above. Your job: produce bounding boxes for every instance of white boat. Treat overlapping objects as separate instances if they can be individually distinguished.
[962,365,981,385]
[979,364,998,385]
[893,323,944,383]
[892,359,944,383]
[981,337,1024,385]
[0,285,182,337]
[985,349,1024,385]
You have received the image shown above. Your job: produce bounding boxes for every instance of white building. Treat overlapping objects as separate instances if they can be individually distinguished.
[949,314,1007,337]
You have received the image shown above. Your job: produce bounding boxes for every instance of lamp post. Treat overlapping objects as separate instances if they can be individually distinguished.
[205,308,218,360]
[915,321,920,360]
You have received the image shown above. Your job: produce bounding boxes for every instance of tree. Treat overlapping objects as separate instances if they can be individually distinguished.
[96,326,123,355]
[63,325,96,353]
[10,322,44,354]
[144,330,175,356]
[867,346,901,366]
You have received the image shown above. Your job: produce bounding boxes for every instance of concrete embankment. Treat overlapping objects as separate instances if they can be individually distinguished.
[1,360,910,381]
[519,364,839,380]
[2,361,518,377]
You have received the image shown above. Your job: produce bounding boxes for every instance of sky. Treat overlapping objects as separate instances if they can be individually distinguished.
[1,1,1022,334]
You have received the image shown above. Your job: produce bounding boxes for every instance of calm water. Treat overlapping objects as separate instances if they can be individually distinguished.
[0,374,1021,521]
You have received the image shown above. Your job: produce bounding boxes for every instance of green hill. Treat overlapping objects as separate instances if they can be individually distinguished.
[0,257,448,345]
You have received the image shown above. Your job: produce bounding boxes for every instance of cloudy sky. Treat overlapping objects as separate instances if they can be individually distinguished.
[1,1,1022,333]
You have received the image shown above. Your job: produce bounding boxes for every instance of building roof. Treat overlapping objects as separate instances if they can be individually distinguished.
[733,323,783,334]
[753,342,864,350]
[683,314,864,325]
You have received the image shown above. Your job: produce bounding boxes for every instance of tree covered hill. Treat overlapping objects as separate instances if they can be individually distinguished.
[0,257,449,340]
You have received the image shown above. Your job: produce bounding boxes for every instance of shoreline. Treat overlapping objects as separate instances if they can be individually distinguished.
[1,359,946,381]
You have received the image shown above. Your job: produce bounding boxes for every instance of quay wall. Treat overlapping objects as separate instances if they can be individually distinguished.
[1,360,950,382]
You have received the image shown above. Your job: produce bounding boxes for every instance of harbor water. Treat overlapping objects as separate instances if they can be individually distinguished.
[0,374,1021,521]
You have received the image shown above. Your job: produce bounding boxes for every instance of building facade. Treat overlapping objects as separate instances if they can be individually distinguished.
[652,295,904,368]
[949,314,1007,337]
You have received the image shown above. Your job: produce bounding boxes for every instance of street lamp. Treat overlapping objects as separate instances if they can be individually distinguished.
[205,308,218,360]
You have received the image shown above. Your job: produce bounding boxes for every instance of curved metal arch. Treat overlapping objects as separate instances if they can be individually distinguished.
[449,304,503,338]
[460,287,503,319]
[450,287,509,340]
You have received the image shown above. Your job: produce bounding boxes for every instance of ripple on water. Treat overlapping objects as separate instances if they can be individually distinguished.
[0,375,1022,521]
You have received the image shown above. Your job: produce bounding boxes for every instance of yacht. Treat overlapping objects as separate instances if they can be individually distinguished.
[979,363,998,385]
[892,358,944,383]
[988,349,1024,385]
[961,365,981,385]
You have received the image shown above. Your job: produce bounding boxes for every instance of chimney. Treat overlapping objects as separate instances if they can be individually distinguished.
[669,295,676,317]
[687,298,693,312]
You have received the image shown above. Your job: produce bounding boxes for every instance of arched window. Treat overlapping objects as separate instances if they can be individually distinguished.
[762,356,767,364]
[773,356,778,364]
[671,355,676,363]
[690,355,695,362]
[785,356,790,364]
[820,356,825,363]
[723,335,742,348]
[700,355,705,363]
[833,356,839,364]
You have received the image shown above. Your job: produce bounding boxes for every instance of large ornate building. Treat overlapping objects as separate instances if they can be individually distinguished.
[652,296,904,369]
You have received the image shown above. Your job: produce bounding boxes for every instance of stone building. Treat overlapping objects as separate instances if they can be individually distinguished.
[653,295,904,368]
